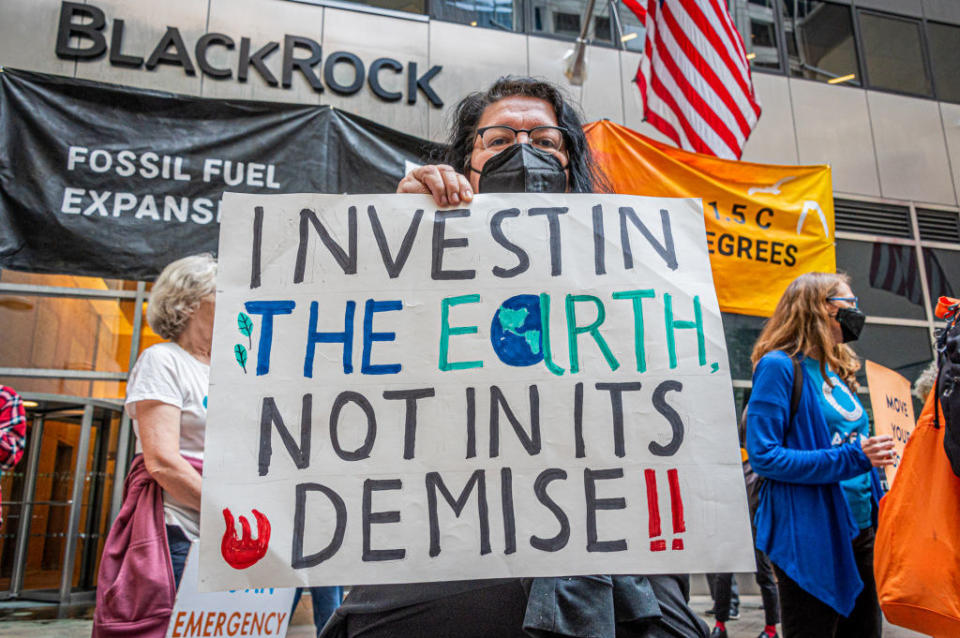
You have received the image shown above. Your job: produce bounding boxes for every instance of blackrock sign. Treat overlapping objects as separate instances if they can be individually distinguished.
[54,1,444,107]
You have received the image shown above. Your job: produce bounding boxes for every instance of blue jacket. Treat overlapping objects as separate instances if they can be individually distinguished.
[746,351,882,616]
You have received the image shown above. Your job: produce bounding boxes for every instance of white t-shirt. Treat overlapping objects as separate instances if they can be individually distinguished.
[125,341,209,540]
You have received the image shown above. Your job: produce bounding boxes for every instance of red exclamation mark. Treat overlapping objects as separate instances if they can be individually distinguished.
[644,469,666,552]
[667,468,685,550]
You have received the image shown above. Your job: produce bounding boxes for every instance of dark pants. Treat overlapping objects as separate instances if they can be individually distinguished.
[710,547,779,625]
[645,574,711,638]
[293,586,343,636]
[706,573,739,617]
[709,574,737,622]
[339,575,707,638]
[344,580,530,638]
[772,527,881,638]
[166,524,191,591]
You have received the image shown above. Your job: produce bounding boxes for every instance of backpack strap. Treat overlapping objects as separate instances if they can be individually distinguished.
[935,354,943,430]
[788,356,803,435]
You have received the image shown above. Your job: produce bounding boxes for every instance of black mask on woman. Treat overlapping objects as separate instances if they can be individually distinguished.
[472,144,568,194]
[835,306,866,343]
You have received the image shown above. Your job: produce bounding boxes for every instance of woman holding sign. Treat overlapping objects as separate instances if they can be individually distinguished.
[93,254,215,638]
[746,272,894,638]
[321,77,708,638]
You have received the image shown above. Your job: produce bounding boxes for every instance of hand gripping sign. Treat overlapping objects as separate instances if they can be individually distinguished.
[198,193,755,590]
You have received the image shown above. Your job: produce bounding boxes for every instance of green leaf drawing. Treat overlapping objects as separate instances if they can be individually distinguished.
[238,312,253,348]
[234,344,248,374]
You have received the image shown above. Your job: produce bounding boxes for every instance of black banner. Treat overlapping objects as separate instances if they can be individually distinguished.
[0,68,442,279]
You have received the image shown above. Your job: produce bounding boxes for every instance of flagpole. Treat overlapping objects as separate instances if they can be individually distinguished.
[564,0,598,85]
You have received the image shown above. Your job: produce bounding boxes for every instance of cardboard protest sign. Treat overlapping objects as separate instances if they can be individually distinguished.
[199,192,755,590]
[865,360,916,486]
[167,544,295,637]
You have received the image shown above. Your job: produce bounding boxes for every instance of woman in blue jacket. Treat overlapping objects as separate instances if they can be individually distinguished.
[745,272,894,638]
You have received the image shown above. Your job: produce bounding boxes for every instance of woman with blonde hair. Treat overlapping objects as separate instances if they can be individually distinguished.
[745,272,894,638]
[93,254,216,638]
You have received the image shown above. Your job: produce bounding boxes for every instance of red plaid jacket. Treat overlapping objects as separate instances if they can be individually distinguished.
[0,386,27,526]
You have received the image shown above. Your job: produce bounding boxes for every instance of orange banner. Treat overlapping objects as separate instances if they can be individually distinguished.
[586,120,835,317]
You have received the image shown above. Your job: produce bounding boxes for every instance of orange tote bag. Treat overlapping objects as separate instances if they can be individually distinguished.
[874,389,960,637]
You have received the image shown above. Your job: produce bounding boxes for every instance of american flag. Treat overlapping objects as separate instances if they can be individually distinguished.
[625,0,761,160]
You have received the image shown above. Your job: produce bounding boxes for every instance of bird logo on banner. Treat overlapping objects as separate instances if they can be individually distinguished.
[625,0,762,160]
[797,200,830,238]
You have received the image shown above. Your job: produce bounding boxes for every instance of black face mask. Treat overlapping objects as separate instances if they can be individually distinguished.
[472,143,568,194]
[835,306,866,343]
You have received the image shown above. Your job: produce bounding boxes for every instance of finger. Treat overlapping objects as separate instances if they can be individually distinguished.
[457,173,474,203]
[862,438,894,452]
[396,173,430,195]
[437,165,463,206]
[416,167,450,206]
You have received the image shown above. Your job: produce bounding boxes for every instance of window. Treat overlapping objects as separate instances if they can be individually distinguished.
[728,0,782,71]
[364,0,426,13]
[782,1,860,85]
[431,0,522,31]
[617,1,646,53]
[923,247,960,303]
[553,11,581,36]
[852,324,933,385]
[721,312,766,380]
[927,21,960,103]
[0,270,156,399]
[858,12,932,97]
[594,15,612,42]
[836,239,927,321]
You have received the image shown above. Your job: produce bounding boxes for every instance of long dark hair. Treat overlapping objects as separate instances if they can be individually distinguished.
[437,76,610,194]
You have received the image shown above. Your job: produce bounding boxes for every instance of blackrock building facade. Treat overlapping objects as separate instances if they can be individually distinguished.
[1,0,959,609]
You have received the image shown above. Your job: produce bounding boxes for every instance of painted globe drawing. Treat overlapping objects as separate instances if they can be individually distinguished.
[490,294,543,367]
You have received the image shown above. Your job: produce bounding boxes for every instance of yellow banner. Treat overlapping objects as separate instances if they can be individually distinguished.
[585,120,835,317]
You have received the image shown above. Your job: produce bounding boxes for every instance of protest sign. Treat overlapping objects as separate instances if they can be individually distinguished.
[198,192,755,590]
[167,543,295,637]
[865,360,916,486]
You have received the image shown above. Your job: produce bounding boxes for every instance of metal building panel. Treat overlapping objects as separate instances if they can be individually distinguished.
[0,0,76,77]
[427,21,528,140]
[579,45,624,125]
[322,7,430,139]
[924,0,960,24]
[740,73,799,165]
[938,101,960,206]
[855,0,923,18]
[527,35,583,105]
[203,0,324,105]
[790,78,881,197]
[72,0,207,96]
[869,89,956,205]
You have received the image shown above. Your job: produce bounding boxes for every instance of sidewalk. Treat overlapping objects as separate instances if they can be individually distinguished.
[0,596,935,637]
[689,594,930,638]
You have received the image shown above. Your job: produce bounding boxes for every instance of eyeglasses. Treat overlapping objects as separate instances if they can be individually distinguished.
[476,125,567,153]
[827,296,859,309]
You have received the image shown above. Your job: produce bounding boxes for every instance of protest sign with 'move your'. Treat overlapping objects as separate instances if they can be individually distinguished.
[198,192,755,591]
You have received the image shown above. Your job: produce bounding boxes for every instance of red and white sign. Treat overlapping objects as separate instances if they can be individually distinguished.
[167,543,296,638]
